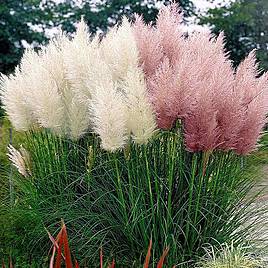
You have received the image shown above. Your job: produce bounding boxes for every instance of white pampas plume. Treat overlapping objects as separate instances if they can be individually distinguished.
[61,19,111,139]
[0,66,35,131]
[21,40,66,134]
[45,34,91,139]
[7,145,31,177]
[123,68,156,143]
[24,34,90,139]
[90,71,128,151]
[61,80,91,140]
[101,18,156,144]
[100,17,140,80]
[62,19,101,102]
[66,19,130,150]
[1,18,156,148]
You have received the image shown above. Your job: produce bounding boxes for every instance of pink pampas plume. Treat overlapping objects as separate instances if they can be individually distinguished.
[156,3,185,65]
[134,4,239,152]
[133,4,184,75]
[183,87,219,152]
[235,50,260,106]
[134,3,268,154]
[216,88,244,151]
[234,52,268,155]
[182,33,223,152]
[208,33,243,151]
[133,15,163,76]
[148,58,177,129]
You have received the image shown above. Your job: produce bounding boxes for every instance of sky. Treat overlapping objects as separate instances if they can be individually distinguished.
[193,0,222,11]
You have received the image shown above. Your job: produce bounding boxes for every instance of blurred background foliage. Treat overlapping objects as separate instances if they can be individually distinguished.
[200,0,268,70]
[0,0,194,76]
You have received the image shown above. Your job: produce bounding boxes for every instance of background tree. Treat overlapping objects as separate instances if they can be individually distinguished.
[0,0,57,75]
[200,0,268,70]
[55,0,194,34]
[0,0,194,76]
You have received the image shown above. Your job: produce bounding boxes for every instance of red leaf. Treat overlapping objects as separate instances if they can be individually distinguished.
[49,245,57,268]
[8,256,12,268]
[47,228,61,268]
[100,248,103,268]
[55,229,63,268]
[61,223,73,268]
[143,239,152,268]
[108,259,115,268]
[74,259,80,268]
[156,247,169,268]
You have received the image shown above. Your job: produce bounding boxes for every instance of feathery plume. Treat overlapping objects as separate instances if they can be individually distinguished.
[235,50,260,105]
[62,19,100,102]
[7,145,31,177]
[133,15,163,76]
[156,3,184,64]
[24,32,92,139]
[234,52,268,154]
[21,38,66,134]
[183,87,219,152]
[123,68,156,143]
[208,33,242,150]
[0,69,36,131]
[182,32,236,152]
[90,80,128,151]
[100,18,156,145]
[147,58,177,129]
[100,17,139,80]
[134,5,250,153]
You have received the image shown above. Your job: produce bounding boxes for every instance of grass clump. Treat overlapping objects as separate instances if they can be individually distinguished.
[197,242,264,268]
[0,128,266,267]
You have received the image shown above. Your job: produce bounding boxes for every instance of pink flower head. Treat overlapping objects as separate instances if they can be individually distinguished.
[134,4,268,154]
[234,52,268,154]
[148,58,177,129]
[156,3,185,65]
[133,15,163,76]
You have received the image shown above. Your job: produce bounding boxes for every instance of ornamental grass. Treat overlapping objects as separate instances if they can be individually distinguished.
[1,4,268,267]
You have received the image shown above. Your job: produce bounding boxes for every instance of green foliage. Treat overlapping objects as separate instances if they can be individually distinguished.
[199,0,268,70]
[55,0,194,34]
[0,127,264,266]
[0,117,26,168]
[0,118,27,263]
[0,0,56,75]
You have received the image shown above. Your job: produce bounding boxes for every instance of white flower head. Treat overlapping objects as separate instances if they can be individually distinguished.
[7,145,31,177]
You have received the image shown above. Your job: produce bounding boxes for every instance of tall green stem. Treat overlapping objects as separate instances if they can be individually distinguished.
[184,153,198,251]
